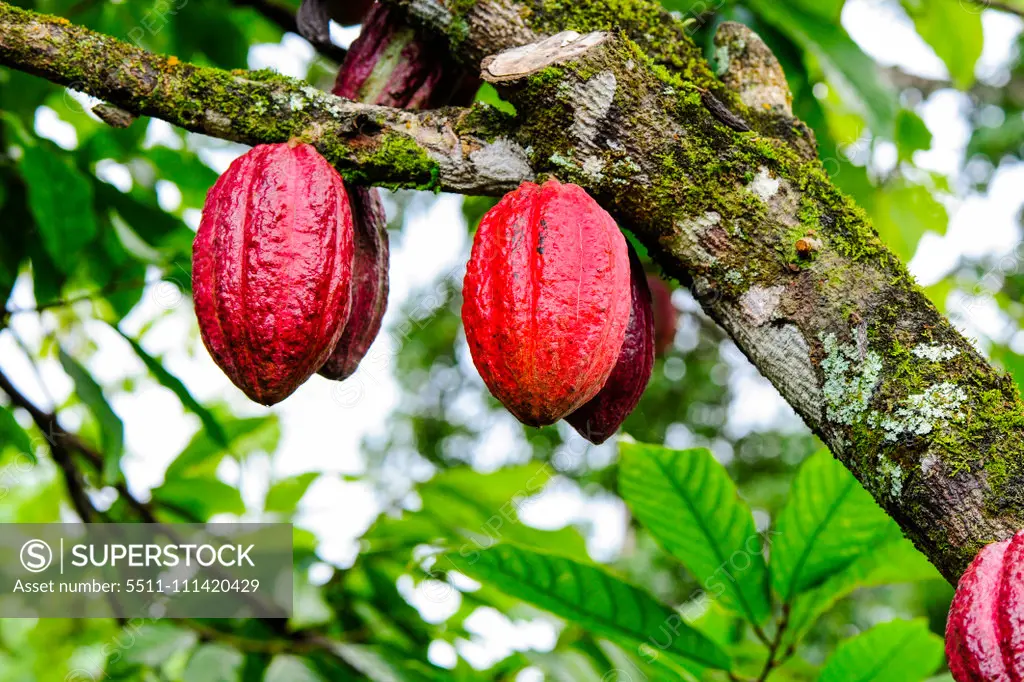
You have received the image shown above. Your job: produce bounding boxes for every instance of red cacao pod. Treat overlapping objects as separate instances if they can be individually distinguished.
[946,530,1024,680]
[192,142,354,405]
[566,243,655,444]
[462,178,631,427]
[647,274,677,357]
[318,186,389,380]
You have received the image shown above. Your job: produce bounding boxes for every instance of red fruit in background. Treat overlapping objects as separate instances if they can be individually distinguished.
[567,243,655,444]
[332,3,474,109]
[647,274,677,356]
[319,187,389,380]
[192,142,354,405]
[462,178,631,427]
[946,530,1024,680]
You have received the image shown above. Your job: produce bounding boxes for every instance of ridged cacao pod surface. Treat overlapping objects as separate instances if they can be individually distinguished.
[319,186,389,380]
[567,243,655,444]
[462,178,631,427]
[947,530,1024,680]
[193,142,355,405]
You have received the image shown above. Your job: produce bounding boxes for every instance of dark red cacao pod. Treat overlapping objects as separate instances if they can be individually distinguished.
[462,178,631,427]
[332,3,476,109]
[946,530,1024,681]
[647,274,677,357]
[318,186,389,380]
[566,243,655,444]
[193,142,354,405]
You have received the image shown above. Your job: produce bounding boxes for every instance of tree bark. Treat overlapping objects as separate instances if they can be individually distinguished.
[1,0,1022,583]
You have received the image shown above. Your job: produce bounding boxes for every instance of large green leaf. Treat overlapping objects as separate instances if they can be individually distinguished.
[818,619,944,682]
[771,449,894,601]
[900,0,983,90]
[748,0,897,136]
[183,644,244,682]
[781,528,941,650]
[264,655,325,682]
[871,182,948,261]
[619,442,770,624]
[115,328,228,447]
[18,141,97,273]
[150,476,245,520]
[445,544,731,672]
[0,406,35,463]
[365,465,589,560]
[265,473,318,514]
[58,347,124,483]
[165,412,280,479]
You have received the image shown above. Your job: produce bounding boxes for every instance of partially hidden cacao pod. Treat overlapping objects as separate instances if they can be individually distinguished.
[567,243,655,444]
[946,530,1024,680]
[318,186,389,380]
[462,178,631,427]
[193,142,354,405]
[647,273,677,357]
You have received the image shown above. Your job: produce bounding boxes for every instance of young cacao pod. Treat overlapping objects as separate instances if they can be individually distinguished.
[318,186,389,380]
[647,273,677,357]
[946,530,1024,680]
[462,178,631,427]
[192,142,354,405]
[567,243,655,444]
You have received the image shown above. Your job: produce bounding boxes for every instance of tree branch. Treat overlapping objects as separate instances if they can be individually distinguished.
[0,2,530,196]
[965,0,1024,18]
[3,0,1024,583]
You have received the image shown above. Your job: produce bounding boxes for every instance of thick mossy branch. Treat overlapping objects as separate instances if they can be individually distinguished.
[0,2,526,194]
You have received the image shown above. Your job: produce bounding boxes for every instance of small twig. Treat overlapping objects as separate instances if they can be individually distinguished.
[2,274,166,320]
[756,604,792,682]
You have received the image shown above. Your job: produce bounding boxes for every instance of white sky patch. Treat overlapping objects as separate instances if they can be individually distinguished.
[33,106,78,150]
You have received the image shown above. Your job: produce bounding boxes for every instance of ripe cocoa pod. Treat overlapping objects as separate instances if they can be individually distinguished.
[567,243,655,444]
[647,273,677,357]
[192,142,354,405]
[462,178,631,427]
[946,530,1024,680]
[318,186,389,380]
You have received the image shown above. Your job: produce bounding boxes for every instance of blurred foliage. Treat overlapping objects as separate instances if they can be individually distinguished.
[0,0,1022,680]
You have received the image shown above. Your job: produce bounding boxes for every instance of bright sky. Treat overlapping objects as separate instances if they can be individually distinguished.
[2,0,1023,672]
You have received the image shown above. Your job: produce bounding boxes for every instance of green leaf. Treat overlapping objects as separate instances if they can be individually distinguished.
[872,182,948,261]
[0,406,35,462]
[619,442,770,624]
[18,142,97,273]
[114,328,228,447]
[150,476,245,520]
[818,619,944,682]
[166,412,280,479]
[781,528,941,650]
[785,0,845,21]
[901,0,983,90]
[120,624,197,666]
[58,347,124,483]
[444,543,731,671]
[264,655,324,682]
[896,109,933,162]
[748,0,897,135]
[265,473,318,514]
[771,449,894,601]
[184,644,244,682]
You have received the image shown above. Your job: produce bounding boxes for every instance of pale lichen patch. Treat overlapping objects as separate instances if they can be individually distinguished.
[820,331,883,426]
[747,166,780,202]
[868,382,968,442]
[912,343,960,362]
[878,456,904,498]
[739,285,784,326]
